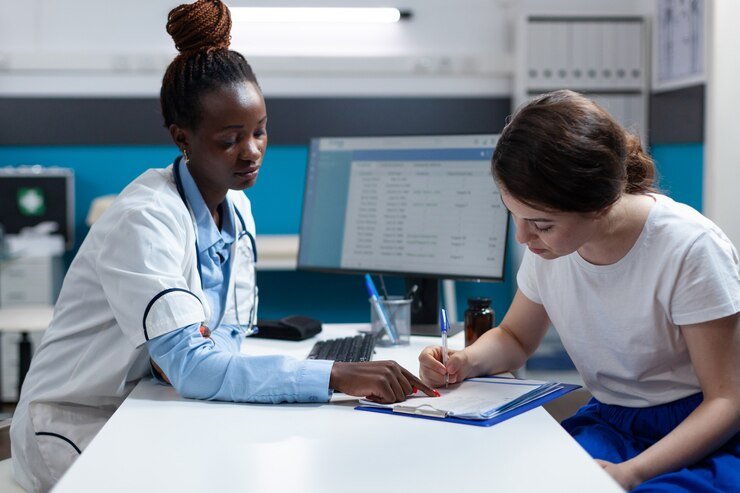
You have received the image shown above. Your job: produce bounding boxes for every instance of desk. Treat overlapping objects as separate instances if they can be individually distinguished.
[53,325,623,493]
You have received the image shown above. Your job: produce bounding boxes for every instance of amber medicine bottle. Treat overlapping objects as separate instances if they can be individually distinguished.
[464,297,494,347]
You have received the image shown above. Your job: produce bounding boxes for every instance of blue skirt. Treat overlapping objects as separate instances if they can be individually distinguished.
[562,393,739,492]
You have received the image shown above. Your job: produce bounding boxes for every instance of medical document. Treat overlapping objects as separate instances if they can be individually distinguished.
[339,160,507,278]
[359,376,565,420]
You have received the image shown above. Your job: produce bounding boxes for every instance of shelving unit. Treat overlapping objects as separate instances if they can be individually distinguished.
[516,15,649,143]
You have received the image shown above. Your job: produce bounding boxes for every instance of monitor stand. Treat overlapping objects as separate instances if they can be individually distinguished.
[406,277,463,337]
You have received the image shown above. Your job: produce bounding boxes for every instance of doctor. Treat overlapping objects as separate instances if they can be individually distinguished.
[10,1,434,491]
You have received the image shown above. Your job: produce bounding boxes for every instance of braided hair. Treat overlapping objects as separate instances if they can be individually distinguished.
[160,0,259,130]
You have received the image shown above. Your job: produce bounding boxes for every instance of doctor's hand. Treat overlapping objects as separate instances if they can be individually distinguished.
[419,346,472,388]
[330,361,437,404]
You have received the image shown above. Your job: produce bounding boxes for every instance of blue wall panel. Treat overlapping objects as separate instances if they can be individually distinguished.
[1,145,179,252]
[2,143,701,325]
[0,145,309,246]
[651,143,704,212]
[0,145,518,324]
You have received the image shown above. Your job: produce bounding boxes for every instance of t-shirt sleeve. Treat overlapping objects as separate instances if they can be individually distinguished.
[670,230,740,326]
[516,249,543,304]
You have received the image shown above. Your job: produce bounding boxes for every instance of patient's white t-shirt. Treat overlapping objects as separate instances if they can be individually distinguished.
[516,194,740,407]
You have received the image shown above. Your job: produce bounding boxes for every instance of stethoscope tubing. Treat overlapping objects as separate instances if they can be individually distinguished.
[172,157,258,335]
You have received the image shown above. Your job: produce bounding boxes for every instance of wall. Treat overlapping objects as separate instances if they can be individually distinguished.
[0,0,520,323]
[0,1,719,326]
[0,0,513,97]
[0,142,514,322]
[704,0,740,246]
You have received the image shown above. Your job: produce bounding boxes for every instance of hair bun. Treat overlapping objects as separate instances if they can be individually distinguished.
[623,132,656,194]
[167,0,232,55]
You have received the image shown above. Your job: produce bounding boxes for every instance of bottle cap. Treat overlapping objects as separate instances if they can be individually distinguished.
[467,297,491,308]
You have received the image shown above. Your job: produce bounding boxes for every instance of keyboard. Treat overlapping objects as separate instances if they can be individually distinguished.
[306,333,376,362]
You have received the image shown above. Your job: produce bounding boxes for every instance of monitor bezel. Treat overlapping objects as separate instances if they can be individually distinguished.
[296,133,509,283]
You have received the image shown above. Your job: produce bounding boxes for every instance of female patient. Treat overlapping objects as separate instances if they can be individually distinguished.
[11,1,433,491]
[420,90,739,491]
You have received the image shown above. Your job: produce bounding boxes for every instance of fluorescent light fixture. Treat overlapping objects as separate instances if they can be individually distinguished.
[231,7,409,24]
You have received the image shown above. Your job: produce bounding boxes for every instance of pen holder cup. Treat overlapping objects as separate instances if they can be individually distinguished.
[370,296,411,347]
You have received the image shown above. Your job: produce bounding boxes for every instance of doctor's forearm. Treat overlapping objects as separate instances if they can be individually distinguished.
[147,328,332,403]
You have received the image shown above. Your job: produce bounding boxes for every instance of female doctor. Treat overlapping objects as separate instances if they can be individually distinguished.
[10,2,434,491]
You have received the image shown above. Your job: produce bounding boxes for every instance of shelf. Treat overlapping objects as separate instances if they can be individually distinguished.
[256,234,299,270]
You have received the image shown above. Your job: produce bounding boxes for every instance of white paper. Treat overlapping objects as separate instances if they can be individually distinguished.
[360,377,557,420]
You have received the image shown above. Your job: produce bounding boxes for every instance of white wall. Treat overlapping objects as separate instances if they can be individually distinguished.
[0,0,514,97]
[0,0,656,98]
[704,0,740,246]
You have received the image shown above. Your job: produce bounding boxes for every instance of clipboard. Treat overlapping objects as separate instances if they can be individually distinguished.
[356,378,582,427]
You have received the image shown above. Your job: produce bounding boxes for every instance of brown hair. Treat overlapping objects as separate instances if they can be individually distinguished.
[160,0,259,130]
[491,90,656,213]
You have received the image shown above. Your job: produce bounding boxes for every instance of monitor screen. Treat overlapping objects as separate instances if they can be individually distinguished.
[0,167,75,250]
[298,135,508,281]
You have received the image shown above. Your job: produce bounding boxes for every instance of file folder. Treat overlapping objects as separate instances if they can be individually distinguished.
[356,376,581,427]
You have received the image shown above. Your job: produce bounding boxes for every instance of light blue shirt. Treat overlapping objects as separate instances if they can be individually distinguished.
[180,159,235,328]
[146,162,333,403]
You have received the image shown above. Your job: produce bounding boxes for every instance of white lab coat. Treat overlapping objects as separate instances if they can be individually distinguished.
[10,162,258,493]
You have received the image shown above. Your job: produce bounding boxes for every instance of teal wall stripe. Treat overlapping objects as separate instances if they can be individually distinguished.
[2,143,700,324]
[0,145,514,322]
[651,143,704,212]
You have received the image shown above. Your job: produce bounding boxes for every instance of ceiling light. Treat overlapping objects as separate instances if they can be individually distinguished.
[230,7,411,24]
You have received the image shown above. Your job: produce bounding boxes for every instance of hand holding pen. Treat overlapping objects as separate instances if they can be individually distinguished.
[418,313,474,390]
[418,346,471,388]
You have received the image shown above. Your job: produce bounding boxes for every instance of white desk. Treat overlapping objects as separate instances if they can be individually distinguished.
[53,325,623,493]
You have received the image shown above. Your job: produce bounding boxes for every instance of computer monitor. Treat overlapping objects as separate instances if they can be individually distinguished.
[0,166,75,250]
[298,135,509,334]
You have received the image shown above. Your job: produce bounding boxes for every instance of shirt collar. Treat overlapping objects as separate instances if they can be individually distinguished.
[180,161,236,252]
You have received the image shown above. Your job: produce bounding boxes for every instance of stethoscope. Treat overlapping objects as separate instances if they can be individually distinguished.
[173,156,259,337]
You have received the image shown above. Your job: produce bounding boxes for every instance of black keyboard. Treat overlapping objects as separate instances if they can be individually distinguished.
[306,333,376,363]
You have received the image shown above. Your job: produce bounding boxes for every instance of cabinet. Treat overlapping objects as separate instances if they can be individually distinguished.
[518,16,649,143]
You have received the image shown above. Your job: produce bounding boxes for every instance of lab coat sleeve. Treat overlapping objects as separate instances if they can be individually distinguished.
[147,323,334,403]
[97,205,206,347]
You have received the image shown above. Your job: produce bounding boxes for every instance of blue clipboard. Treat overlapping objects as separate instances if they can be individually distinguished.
[355,382,582,427]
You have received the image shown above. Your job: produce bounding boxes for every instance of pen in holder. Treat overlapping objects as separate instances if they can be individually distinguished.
[370,296,411,346]
[364,273,400,344]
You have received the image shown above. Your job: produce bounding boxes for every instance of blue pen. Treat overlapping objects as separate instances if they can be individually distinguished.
[364,273,399,344]
[440,308,449,388]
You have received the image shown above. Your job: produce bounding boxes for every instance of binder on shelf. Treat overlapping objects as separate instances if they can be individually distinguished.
[356,375,581,427]
[550,21,570,88]
[625,22,644,89]
[570,21,589,89]
[526,21,546,87]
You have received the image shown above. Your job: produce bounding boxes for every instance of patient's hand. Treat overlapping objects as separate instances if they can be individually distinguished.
[418,346,471,388]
